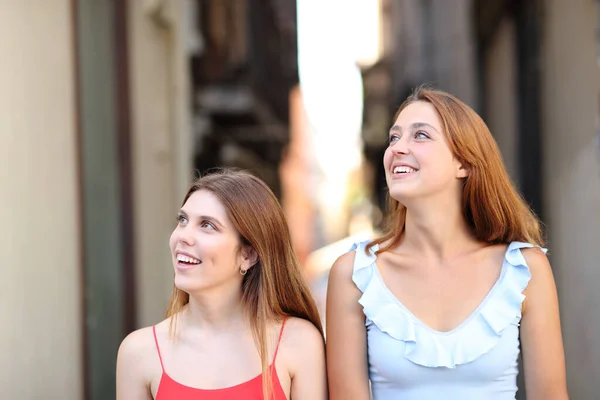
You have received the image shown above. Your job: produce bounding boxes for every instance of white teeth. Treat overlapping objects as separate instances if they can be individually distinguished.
[393,166,416,174]
[177,254,201,264]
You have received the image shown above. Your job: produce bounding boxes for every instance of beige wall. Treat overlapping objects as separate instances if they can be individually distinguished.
[541,0,600,397]
[0,2,82,399]
[484,18,519,184]
[128,0,193,328]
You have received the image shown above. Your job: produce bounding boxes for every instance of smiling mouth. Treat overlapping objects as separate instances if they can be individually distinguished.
[392,165,418,175]
[176,254,202,266]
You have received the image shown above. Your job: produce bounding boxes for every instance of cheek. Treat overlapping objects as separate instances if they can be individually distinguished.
[169,230,178,251]
[383,147,393,169]
[206,236,239,261]
[420,152,456,181]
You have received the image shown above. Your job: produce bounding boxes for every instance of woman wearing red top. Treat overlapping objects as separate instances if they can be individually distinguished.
[117,169,327,400]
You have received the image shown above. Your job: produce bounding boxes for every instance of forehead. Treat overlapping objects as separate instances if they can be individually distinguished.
[394,101,442,130]
[182,190,229,220]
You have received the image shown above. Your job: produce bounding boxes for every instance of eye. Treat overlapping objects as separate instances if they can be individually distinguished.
[388,134,400,145]
[200,220,216,230]
[414,131,430,140]
[176,214,188,225]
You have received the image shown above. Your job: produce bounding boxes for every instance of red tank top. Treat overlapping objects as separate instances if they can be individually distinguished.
[153,319,288,400]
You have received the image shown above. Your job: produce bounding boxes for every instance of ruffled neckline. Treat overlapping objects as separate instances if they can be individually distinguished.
[350,240,545,368]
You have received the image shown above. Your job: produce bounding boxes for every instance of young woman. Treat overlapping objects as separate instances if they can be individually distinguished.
[326,87,568,399]
[117,169,327,400]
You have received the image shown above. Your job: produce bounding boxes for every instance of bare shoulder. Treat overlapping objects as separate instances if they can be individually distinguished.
[279,317,325,375]
[520,247,556,312]
[518,247,567,397]
[521,247,554,284]
[327,247,365,306]
[118,325,158,365]
[282,317,324,351]
[521,247,550,267]
[117,320,169,375]
[117,323,166,398]
[328,249,357,282]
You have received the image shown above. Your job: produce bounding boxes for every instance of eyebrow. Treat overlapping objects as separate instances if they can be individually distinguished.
[178,210,225,228]
[389,122,439,134]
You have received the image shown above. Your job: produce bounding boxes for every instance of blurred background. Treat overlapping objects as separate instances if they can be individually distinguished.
[1,0,599,399]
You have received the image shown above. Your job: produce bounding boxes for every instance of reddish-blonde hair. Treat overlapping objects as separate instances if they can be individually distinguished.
[368,86,544,254]
[166,168,323,399]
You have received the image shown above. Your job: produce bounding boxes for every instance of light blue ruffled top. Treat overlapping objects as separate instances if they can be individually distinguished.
[350,240,544,400]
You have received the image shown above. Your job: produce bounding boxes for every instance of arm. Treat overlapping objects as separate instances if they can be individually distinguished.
[326,252,371,400]
[286,318,328,400]
[116,329,154,400]
[520,248,569,400]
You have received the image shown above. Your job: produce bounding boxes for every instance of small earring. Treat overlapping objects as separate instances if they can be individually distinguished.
[240,267,247,276]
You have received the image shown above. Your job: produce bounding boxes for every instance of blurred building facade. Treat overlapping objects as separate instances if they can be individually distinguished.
[1,1,194,398]
[190,0,298,197]
[1,3,83,399]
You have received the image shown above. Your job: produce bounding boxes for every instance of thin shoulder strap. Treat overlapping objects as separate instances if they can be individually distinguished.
[152,325,165,372]
[272,318,287,363]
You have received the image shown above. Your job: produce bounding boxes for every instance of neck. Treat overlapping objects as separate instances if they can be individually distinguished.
[183,284,246,331]
[401,192,478,261]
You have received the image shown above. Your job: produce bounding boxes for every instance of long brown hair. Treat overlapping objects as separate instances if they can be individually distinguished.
[368,86,544,254]
[166,168,323,399]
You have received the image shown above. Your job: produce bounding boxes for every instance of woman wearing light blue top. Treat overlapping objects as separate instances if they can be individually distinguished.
[326,87,568,399]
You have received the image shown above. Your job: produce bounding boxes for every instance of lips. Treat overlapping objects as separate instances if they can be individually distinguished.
[391,162,419,175]
[177,254,201,264]
[175,251,202,269]
[393,165,417,174]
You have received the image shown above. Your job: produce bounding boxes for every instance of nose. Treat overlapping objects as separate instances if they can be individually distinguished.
[390,135,410,155]
[177,225,195,246]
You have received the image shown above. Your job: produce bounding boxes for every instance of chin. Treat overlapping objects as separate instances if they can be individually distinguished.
[388,186,419,202]
[173,274,202,294]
